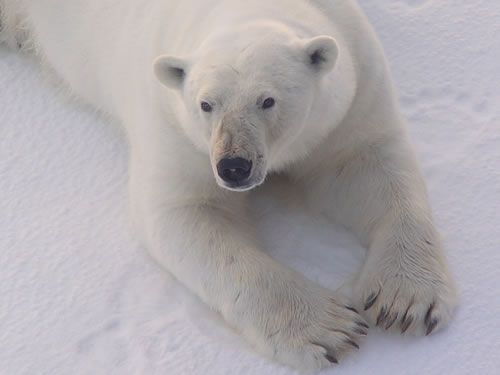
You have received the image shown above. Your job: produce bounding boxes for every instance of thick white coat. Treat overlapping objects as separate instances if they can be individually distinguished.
[0,0,457,371]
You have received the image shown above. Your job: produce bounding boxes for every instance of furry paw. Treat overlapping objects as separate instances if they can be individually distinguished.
[230,280,368,372]
[354,271,457,336]
[266,298,367,371]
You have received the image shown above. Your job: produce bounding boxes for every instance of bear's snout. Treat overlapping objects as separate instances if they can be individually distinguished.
[216,157,253,186]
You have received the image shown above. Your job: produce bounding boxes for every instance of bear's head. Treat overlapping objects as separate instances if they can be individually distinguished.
[154,22,339,191]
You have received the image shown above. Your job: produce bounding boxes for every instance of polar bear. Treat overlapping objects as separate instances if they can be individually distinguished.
[1,0,457,371]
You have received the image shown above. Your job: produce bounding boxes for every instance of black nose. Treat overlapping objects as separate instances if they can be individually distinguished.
[217,157,253,184]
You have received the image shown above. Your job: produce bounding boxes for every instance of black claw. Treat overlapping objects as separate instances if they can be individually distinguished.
[357,320,370,330]
[314,343,339,364]
[325,354,338,364]
[364,291,380,311]
[426,318,439,336]
[345,305,359,314]
[384,314,398,330]
[345,339,360,350]
[401,309,409,324]
[354,326,368,336]
[376,307,388,326]
[401,315,414,334]
[425,303,436,326]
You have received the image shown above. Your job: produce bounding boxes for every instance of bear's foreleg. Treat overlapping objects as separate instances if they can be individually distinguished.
[129,157,367,371]
[306,137,458,335]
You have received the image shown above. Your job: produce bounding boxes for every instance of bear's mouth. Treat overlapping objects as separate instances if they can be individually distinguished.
[218,175,266,192]
[216,175,266,192]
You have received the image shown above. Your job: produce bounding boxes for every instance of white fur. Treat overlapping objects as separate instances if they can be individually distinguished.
[1,0,458,371]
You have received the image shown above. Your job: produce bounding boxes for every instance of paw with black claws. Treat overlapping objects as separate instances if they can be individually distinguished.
[354,273,457,336]
[245,291,369,372]
[269,299,368,371]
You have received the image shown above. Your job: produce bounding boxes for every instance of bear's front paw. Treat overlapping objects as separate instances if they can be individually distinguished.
[241,285,368,372]
[354,270,457,336]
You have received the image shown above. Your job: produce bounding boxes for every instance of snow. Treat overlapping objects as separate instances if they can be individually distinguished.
[1,1,499,374]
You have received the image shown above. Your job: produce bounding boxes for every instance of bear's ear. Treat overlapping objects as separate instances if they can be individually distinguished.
[153,55,190,90]
[302,36,339,75]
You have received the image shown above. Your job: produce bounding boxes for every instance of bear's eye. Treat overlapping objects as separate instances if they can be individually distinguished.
[262,97,276,110]
[201,101,213,113]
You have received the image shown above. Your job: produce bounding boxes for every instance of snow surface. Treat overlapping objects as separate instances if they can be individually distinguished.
[1,1,499,374]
